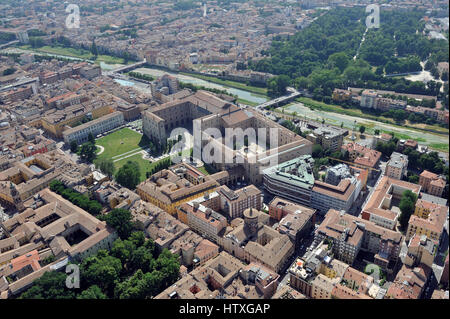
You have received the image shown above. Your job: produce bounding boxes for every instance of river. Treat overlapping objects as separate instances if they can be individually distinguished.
[133,67,268,104]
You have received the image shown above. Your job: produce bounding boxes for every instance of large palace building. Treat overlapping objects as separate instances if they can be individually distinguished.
[142,90,312,185]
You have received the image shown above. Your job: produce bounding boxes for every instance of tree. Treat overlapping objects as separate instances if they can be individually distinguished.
[77,285,107,299]
[70,140,78,153]
[327,52,350,73]
[294,76,309,90]
[115,161,140,189]
[88,133,95,144]
[2,67,16,76]
[398,190,418,230]
[97,158,115,178]
[312,144,323,159]
[102,208,134,240]
[374,129,380,136]
[19,271,76,299]
[442,72,449,82]
[80,250,122,294]
[79,142,97,163]
[111,238,135,266]
[359,125,366,135]
[114,269,146,299]
[154,248,180,287]
[408,174,419,184]
[50,179,102,215]
[129,246,154,274]
[376,141,396,157]
[90,39,98,57]
[267,75,290,97]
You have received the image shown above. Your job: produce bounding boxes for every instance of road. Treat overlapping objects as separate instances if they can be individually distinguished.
[256,87,301,110]
[276,228,317,293]
[282,103,448,150]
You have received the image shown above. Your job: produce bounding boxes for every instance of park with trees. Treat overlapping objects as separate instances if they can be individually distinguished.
[19,231,180,299]
[249,7,448,113]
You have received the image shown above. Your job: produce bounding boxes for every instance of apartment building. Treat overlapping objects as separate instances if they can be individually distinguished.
[46,92,87,109]
[156,251,276,299]
[263,155,315,206]
[217,184,262,219]
[137,163,221,215]
[332,89,352,102]
[241,263,280,299]
[342,142,381,177]
[277,202,316,250]
[177,194,228,243]
[375,97,407,111]
[288,246,375,299]
[360,90,378,109]
[0,152,90,210]
[0,85,33,103]
[306,125,346,153]
[325,164,352,186]
[385,152,409,180]
[404,234,438,269]
[268,197,316,226]
[316,209,403,269]
[441,255,449,286]
[362,176,421,230]
[386,264,431,299]
[144,210,190,251]
[332,284,373,299]
[406,199,448,243]
[310,274,337,299]
[311,178,359,215]
[63,111,124,144]
[372,133,393,149]
[79,64,101,80]
[360,90,406,110]
[263,156,359,214]
[94,181,140,210]
[419,170,446,198]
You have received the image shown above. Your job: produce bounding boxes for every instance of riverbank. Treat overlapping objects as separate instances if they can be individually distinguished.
[296,97,449,136]
[133,67,268,105]
[17,44,135,66]
[179,72,268,96]
[278,101,449,152]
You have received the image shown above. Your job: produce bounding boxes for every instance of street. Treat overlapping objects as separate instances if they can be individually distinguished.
[275,228,317,293]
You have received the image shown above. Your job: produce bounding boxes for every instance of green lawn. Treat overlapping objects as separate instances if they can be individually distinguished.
[95,128,149,160]
[197,166,210,176]
[236,97,259,107]
[379,130,427,143]
[94,128,188,183]
[429,143,450,152]
[113,153,154,183]
[296,97,396,124]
